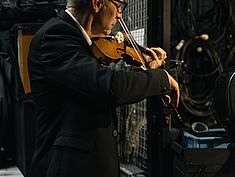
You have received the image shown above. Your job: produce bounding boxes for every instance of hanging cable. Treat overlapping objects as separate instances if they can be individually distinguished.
[171,0,232,121]
[178,38,223,118]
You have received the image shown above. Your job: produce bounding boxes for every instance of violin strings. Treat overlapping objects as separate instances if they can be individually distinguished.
[118,18,147,70]
[118,18,145,67]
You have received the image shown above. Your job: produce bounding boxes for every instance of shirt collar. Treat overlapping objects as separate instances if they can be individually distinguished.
[65,9,92,46]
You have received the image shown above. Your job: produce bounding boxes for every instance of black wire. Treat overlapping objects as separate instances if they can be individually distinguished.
[171,0,232,119]
[178,38,223,117]
[224,43,235,70]
[181,39,223,77]
[172,0,232,41]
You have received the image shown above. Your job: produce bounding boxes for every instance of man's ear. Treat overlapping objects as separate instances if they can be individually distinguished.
[92,0,104,13]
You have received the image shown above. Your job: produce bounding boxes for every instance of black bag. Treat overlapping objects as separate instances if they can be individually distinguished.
[0,52,14,168]
[214,67,235,140]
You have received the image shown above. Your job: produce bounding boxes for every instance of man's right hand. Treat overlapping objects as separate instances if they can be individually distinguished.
[165,73,180,107]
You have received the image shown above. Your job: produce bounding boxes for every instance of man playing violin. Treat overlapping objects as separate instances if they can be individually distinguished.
[27,0,180,177]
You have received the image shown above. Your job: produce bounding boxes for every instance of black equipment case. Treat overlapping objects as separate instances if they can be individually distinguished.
[213,67,235,177]
[213,67,235,140]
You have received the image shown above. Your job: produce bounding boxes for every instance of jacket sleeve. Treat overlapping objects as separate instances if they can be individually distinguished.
[39,22,170,105]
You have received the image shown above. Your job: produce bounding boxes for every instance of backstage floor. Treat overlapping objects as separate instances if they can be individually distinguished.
[0,166,24,177]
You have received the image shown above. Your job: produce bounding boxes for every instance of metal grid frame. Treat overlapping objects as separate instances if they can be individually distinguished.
[116,0,149,173]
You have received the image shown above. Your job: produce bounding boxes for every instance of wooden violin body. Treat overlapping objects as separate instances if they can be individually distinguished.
[90,32,152,68]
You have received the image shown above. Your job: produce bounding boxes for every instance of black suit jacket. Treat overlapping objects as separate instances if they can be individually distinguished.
[28,10,170,177]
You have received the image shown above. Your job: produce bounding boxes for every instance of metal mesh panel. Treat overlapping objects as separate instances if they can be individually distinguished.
[117,100,148,172]
[116,0,148,173]
[122,0,148,46]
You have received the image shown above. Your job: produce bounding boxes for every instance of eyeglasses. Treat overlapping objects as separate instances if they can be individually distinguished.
[109,0,127,13]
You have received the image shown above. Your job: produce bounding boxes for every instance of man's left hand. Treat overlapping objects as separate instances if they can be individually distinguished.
[144,47,167,69]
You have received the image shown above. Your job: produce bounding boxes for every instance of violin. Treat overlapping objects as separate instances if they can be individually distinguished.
[90,18,158,70]
[90,31,153,70]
